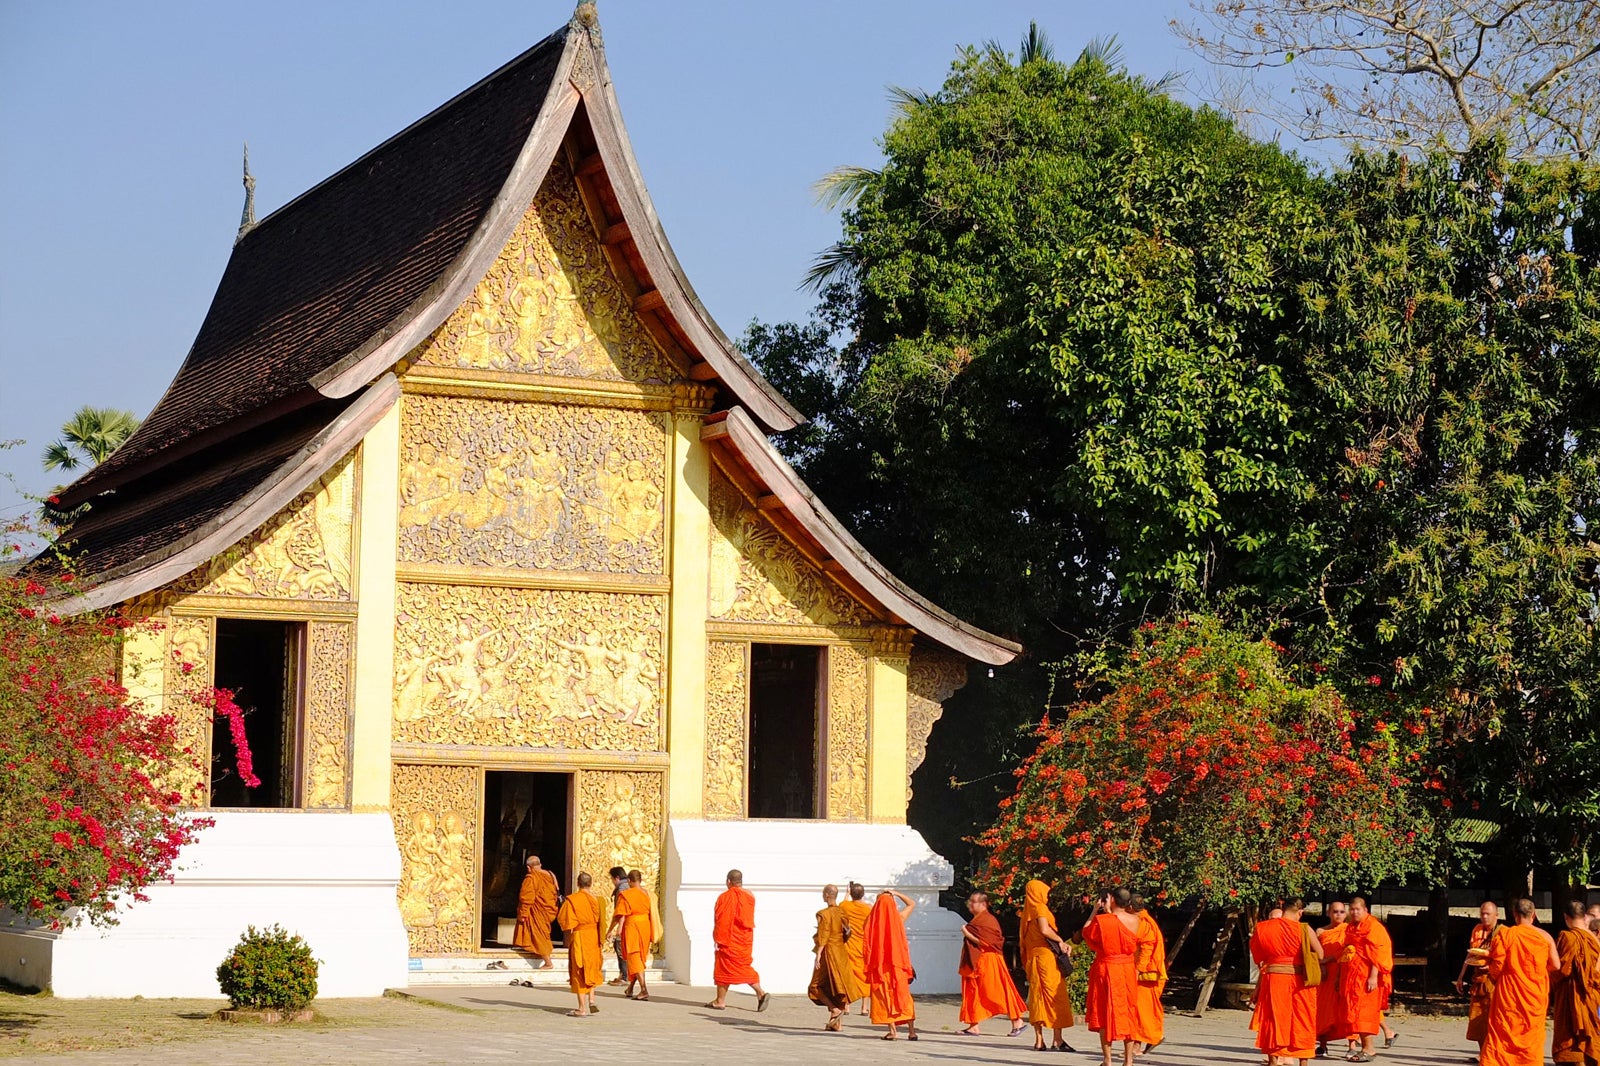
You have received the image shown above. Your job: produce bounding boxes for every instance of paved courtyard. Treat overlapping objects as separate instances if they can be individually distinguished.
[8,983,1512,1066]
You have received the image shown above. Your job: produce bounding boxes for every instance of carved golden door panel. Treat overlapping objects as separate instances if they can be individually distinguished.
[703,641,748,818]
[392,763,480,955]
[576,770,663,894]
[161,615,215,804]
[825,645,869,821]
[302,621,352,808]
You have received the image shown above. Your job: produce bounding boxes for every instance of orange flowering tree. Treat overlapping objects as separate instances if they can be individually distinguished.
[975,616,1431,910]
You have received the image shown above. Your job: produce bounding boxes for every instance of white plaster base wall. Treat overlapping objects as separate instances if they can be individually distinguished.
[664,819,965,995]
[0,812,409,998]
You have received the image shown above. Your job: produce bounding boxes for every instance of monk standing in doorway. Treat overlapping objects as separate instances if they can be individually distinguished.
[957,891,1026,1037]
[865,888,919,1041]
[1340,897,1395,1062]
[513,855,559,969]
[1483,897,1560,1066]
[840,882,872,1016]
[556,871,606,1016]
[1082,886,1141,1066]
[605,869,656,1001]
[708,869,769,1012]
[1455,900,1502,1061]
[1021,878,1076,1052]
[1553,899,1600,1066]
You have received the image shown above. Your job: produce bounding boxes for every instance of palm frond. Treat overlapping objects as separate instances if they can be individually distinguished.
[41,441,79,473]
[1077,35,1125,71]
[1020,21,1055,65]
[803,241,861,292]
[887,84,936,117]
[814,165,880,211]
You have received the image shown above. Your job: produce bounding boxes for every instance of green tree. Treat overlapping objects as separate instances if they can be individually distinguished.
[41,406,140,474]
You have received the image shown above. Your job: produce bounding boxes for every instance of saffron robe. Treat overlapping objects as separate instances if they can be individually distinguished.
[1484,923,1557,1066]
[513,868,559,955]
[1553,927,1600,1065]
[713,885,761,986]
[840,898,872,1001]
[1316,922,1349,1041]
[1133,911,1168,1047]
[864,893,915,1025]
[1083,912,1141,1042]
[615,885,654,978]
[808,904,855,1010]
[1250,917,1317,1059]
[1466,922,1500,1044]
[959,909,1025,1025]
[1339,914,1393,1038]
[556,889,605,994]
[1021,880,1074,1030]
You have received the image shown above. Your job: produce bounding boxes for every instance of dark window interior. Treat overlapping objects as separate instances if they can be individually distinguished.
[210,618,299,808]
[747,643,820,819]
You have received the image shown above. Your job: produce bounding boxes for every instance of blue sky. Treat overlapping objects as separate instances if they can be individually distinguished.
[0,0,1262,515]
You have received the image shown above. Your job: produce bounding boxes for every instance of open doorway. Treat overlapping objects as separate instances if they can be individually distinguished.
[747,643,821,819]
[481,771,573,950]
[210,618,302,808]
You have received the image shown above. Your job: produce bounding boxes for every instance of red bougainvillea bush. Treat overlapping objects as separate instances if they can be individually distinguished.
[0,530,211,928]
[975,616,1431,909]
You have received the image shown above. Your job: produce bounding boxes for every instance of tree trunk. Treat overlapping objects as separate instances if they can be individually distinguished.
[1194,910,1239,1017]
[1166,905,1205,969]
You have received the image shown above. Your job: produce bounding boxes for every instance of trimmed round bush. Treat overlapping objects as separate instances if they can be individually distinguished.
[216,924,319,1011]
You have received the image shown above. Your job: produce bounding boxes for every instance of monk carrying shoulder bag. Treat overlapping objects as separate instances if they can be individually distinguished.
[1298,922,1322,987]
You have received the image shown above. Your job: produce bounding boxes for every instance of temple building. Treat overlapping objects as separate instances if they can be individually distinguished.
[2,6,1018,998]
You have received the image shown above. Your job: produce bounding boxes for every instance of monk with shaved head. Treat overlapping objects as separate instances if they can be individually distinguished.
[1483,898,1560,1066]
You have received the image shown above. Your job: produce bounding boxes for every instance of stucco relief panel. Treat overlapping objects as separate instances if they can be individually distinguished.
[174,454,356,600]
[393,583,664,752]
[398,394,667,574]
[577,770,663,893]
[392,763,479,955]
[907,651,968,800]
[826,644,869,822]
[703,641,747,818]
[708,470,872,628]
[417,156,678,384]
[162,615,214,804]
[303,621,352,809]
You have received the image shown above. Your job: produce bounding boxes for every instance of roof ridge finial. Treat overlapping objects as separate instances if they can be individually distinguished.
[572,1,599,32]
[236,142,257,244]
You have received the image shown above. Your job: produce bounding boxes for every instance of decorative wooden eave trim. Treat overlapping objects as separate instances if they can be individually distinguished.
[701,406,1022,667]
[58,375,402,616]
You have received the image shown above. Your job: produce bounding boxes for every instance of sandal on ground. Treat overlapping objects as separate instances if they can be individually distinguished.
[704,1001,726,1010]
[1053,1043,1076,1052]
[907,1033,918,1041]
[565,1009,589,1017]
[825,1014,842,1032]
[757,992,771,1012]
[1347,1055,1373,1063]
[635,994,650,1001]
[1385,1034,1399,1049]
[508,979,520,986]
[882,1033,896,1041]
[1009,1024,1028,1037]
[588,1004,599,1013]
[519,980,536,988]
[958,1027,981,1036]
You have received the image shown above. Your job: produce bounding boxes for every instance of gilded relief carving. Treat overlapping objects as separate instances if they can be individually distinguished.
[418,156,677,384]
[703,641,747,818]
[303,622,351,809]
[708,470,872,628]
[392,763,479,955]
[577,770,662,892]
[397,395,667,574]
[826,644,869,821]
[907,651,968,800]
[175,455,355,600]
[393,583,664,751]
[162,615,213,804]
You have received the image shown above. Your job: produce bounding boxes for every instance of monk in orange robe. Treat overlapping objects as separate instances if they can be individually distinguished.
[603,868,657,1001]
[556,871,606,1016]
[1250,897,1323,1065]
[1339,897,1394,1062]
[1132,898,1168,1052]
[865,889,918,1040]
[809,884,857,1031]
[957,891,1026,1036]
[1484,897,1560,1066]
[1315,900,1351,1057]
[513,855,559,968]
[840,881,873,1016]
[1082,886,1142,1066]
[1455,900,1502,1059]
[1554,899,1600,1066]
[1022,879,1076,1052]
[708,869,769,1011]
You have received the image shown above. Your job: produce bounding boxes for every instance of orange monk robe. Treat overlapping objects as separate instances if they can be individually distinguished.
[557,889,606,994]
[1133,911,1168,1047]
[809,904,856,1010]
[713,885,761,986]
[1483,923,1557,1066]
[1021,881,1074,1030]
[513,868,559,955]
[839,899,872,1001]
[1250,917,1318,1060]
[1465,923,1500,1045]
[1316,923,1349,1042]
[615,885,653,978]
[864,893,915,1025]
[1339,915,1393,1038]
[959,909,1025,1025]
[1553,927,1600,1065]
[1083,913,1140,1042]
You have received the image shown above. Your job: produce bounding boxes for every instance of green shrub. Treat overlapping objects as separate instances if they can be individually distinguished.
[215,924,319,1011]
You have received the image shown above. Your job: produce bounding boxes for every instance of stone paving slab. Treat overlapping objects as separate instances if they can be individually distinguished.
[17,984,1522,1066]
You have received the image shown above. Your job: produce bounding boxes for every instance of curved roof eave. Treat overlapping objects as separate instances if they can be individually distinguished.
[702,406,1022,667]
